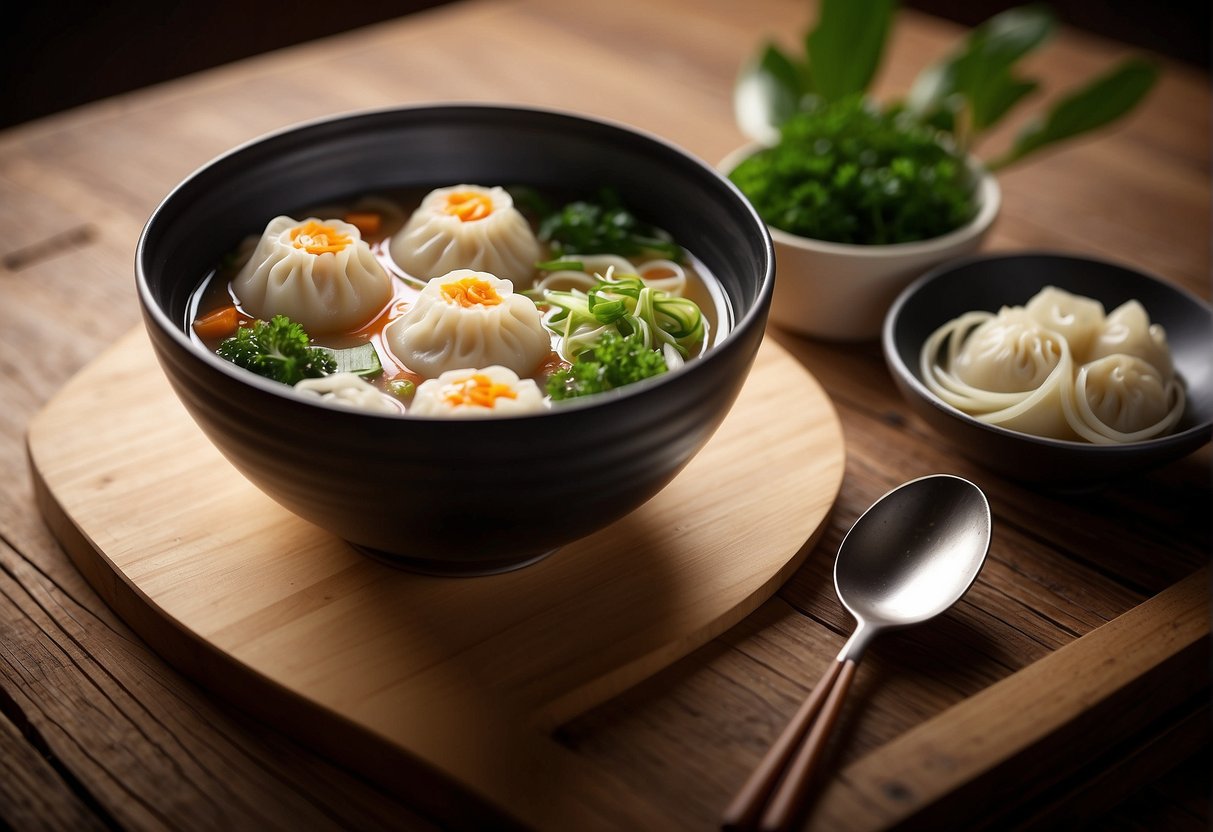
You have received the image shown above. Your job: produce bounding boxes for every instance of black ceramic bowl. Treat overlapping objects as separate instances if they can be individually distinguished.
[883,252,1213,486]
[137,105,773,574]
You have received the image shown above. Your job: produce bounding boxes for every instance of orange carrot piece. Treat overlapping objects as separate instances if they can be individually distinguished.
[344,212,382,236]
[192,305,242,341]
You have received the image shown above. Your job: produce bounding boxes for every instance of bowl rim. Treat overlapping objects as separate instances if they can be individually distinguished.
[136,102,776,421]
[718,141,1001,258]
[881,249,1213,454]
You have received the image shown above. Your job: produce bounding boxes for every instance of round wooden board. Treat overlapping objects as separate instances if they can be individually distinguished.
[29,327,845,830]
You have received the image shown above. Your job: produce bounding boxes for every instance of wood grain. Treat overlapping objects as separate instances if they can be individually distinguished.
[2,0,1209,829]
[27,328,844,830]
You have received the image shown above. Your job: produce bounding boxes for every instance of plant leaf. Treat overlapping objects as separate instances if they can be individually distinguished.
[962,4,1056,75]
[909,5,1054,133]
[970,75,1040,131]
[734,42,804,143]
[907,60,956,119]
[805,0,894,102]
[990,57,1159,169]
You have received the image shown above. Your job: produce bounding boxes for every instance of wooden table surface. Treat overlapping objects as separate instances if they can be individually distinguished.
[2,0,1209,829]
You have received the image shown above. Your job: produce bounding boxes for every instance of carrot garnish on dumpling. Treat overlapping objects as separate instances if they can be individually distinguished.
[289,220,352,254]
[441,190,495,222]
[440,274,504,308]
[411,366,544,418]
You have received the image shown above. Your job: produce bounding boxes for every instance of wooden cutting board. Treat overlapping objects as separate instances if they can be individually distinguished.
[28,326,845,830]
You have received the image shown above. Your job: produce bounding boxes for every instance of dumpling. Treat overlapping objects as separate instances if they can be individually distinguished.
[410,366,545,418]
[951,307,1065,393]
[385,269,551,378]
[389,185,541,284]
[921,289,1185,445]
[232,216,392,335]
[294,373,402,414]
[1063,354,1184,443]
[1086,300,1174,380]
[922,306,1076,439]
[1024,286,1106,359]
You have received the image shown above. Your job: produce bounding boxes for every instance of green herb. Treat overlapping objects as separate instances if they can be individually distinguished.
[543,272,704,361]
[729,96,976,244]
[737,2,1157,171]
[536,258,585,272]
[538,188,683,262]
[216,315,336,385]
[547,331,667,401]
[505,185,552,220]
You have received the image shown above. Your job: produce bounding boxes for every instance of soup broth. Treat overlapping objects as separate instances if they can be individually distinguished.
[188,185,732,415]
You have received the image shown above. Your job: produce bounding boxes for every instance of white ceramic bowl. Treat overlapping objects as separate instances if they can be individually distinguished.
[720,144,1001,341]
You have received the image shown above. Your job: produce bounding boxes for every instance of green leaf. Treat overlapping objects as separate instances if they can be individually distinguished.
[971,77,1040,131]
[990,58,1159,169]
[805,0,894,102]
[909,5,1054,135]
[734,42,805,143]
[963,4,1055,73]
[906,60,957,121]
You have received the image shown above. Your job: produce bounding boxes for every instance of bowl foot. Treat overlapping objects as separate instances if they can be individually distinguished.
[350,543,561,577]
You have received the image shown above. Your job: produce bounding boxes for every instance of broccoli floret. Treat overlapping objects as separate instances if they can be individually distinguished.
[216,315,336,385]
[547,331,668,401]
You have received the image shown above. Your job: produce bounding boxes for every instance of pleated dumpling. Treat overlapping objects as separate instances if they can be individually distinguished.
[385,269,551,379]
[294,373,403,414]
[951,307,1066,394]
[1024,286,1106,359]
[232,216,392,334]
[921,287,1186,445]
[1063,354,1184,443]
[410,366,545,418]
[1086,300,1174,380]
[389,185,541,284]
[923,306,1075,439]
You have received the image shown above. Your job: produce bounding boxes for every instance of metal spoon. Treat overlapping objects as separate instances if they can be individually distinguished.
[721,474,992,832]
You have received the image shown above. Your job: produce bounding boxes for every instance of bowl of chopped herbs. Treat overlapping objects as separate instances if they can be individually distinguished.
[726,1,1157,340]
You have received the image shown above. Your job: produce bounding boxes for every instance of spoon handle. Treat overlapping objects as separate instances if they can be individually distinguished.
[720,658,848,832]
[758,658,857,832]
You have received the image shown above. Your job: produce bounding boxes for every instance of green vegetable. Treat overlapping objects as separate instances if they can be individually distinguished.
[320,342,382,378]
[387,379,416,400]
[729,97,976,244]
[543,272,704,361]
[505,185,552,220]
[536,259,586,272]
[216,315,336,385]
[538,188,683,262]
[735,1,1157,181]
[547,331,667,401]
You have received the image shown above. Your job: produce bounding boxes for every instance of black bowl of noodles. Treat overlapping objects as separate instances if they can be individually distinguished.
[136,104,774,574]
[883,252,1213,487]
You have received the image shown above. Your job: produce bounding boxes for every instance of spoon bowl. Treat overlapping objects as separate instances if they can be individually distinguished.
[837,474,991,643]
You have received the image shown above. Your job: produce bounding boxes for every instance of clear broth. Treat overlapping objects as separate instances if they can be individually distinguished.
[187,187,733,396]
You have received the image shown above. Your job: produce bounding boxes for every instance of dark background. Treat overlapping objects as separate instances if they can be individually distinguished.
[1,1,1208,130]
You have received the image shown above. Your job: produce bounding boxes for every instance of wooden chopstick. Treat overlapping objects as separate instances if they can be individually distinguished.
[721,657,858,832]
